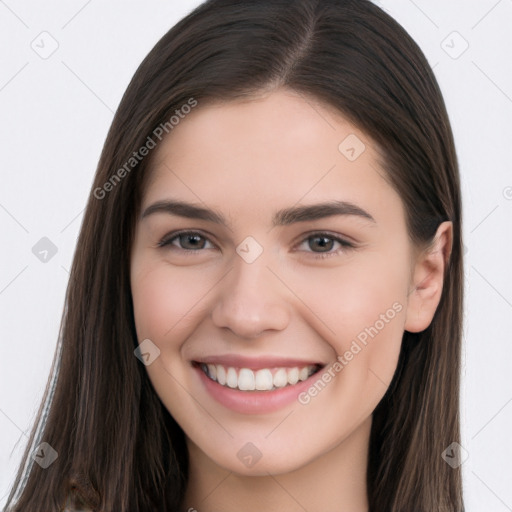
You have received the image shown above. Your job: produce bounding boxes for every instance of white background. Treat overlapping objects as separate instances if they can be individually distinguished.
[0,1,511,510]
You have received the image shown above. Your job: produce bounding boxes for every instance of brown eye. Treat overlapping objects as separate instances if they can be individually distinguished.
[158,231,214,251]
[296,232,354,260]
[177,233,207,250]
[308,235,335,252]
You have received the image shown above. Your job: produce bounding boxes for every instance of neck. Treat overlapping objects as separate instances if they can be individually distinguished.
[182,416,371,512]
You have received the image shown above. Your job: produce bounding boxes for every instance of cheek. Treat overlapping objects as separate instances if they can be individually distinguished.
[282,253,408,343]
[131,268,177,343]
[285,253,408,414]
[335,264,407,380]
[130,264,213,405]
[132,264,201,339]
[130,262,228,370]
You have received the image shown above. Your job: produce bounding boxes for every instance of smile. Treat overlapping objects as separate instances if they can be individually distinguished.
[192,355,326,414]
[198,362,321,391]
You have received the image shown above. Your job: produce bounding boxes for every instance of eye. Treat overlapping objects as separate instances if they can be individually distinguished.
[295,232,355,259]
[157,230,354,259]
[158,231,215,252]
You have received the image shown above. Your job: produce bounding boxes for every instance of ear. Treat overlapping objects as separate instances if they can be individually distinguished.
[404,221,453,333]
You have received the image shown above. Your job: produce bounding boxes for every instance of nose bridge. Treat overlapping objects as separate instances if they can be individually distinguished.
[211,245,290,338]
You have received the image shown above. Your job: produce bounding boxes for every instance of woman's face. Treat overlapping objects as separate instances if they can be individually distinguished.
[130,88,415,475]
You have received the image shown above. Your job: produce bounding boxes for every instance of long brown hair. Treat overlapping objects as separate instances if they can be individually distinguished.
[4,0,464,510]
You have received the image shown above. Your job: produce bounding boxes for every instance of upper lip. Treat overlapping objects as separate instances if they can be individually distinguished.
[193,354,325,370]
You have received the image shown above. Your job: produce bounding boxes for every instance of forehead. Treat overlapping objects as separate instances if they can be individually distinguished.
[141,88,401,226]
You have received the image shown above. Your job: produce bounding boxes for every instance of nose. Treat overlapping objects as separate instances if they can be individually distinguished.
[211,253,291,339]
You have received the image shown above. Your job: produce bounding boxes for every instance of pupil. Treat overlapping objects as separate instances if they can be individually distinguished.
[182,234,204,249]
[311,236,333,252]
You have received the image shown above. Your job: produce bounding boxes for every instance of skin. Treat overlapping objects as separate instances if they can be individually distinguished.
[130,88,452,512]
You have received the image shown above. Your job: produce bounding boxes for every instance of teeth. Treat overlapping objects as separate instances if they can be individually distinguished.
[255,369,273,390]
[273,368,288,388]
[207,364,217,380]
[226,367,238,388]
[216,365,226,385]
[287,367,299,385]
[200,363,318,391]
[238,368,255,390]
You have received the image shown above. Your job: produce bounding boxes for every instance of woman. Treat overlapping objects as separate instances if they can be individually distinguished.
[4,0,464,510]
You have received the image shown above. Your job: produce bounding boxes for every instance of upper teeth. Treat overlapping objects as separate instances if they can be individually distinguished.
[200,363,317,391]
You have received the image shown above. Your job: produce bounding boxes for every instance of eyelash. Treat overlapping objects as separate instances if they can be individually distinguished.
[157,230,355,260]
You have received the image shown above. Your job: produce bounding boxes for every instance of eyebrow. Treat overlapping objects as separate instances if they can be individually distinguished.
[140,199,376,226]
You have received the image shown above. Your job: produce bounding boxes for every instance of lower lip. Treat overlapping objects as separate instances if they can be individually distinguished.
[194,364,321,414]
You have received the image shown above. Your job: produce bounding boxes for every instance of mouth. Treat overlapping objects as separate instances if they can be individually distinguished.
[191,355,327,414]
[194,361,323,392]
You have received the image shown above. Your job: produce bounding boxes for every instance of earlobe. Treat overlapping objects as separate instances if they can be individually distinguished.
[404,221,453,333]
